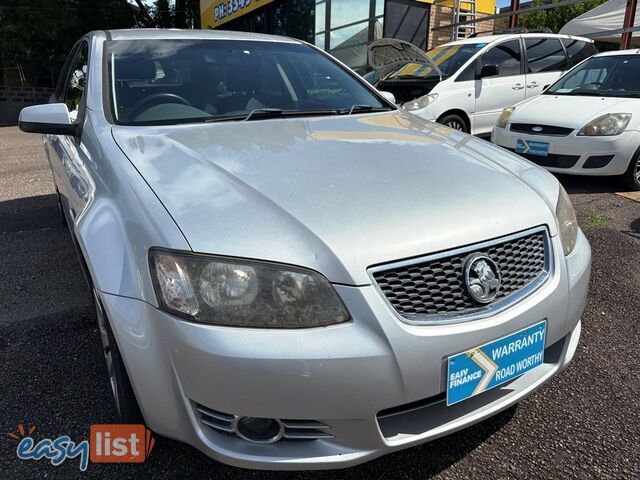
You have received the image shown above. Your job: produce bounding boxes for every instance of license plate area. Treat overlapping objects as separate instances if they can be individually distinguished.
[446,320,547,406]
[516,139,549,157]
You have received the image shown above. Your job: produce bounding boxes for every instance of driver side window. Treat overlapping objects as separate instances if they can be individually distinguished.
[64,42,89,123]
[481,40,522,77]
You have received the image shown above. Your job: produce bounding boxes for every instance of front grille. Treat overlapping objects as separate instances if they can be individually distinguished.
[507,149,580,168]
[371,228,549,322]
[510,123,574,136]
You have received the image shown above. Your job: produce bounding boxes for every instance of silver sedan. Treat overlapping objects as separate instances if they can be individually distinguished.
[19,29,590,470]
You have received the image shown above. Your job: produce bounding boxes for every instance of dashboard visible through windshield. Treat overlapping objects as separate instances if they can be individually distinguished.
[545,55,640,98]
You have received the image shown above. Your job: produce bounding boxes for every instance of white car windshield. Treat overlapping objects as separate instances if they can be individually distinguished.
[106,40,391,125]
[546,55,640,98]
[383,43,480,80]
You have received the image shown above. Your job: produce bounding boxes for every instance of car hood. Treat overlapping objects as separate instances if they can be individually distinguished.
[112,112,558,285]
[512,94,631,130]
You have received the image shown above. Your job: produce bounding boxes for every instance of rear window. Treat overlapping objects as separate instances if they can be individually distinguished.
[525,38,567,73]
[562,39,597,68]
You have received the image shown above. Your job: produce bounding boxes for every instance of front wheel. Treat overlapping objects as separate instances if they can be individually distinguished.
[622,150,640,191]
[94,288,144,423]
[437,113,468,133]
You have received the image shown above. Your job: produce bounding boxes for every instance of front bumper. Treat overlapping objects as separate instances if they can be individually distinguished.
[491,126,637,176]
[100,231,590,470]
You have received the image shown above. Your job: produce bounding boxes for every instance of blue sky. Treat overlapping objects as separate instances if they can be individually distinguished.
[496,0,513,7]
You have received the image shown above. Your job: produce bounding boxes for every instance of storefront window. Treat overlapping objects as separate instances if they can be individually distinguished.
[218,0,386,72]
[330,20,369,49]
[330,0,370,30]
[315,1,325,35]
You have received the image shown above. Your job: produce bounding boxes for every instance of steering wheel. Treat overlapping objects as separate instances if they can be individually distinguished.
[128,93,192,120]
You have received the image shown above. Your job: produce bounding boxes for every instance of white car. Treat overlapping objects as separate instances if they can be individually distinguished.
[368,33,596,135]
[492,50,640,190]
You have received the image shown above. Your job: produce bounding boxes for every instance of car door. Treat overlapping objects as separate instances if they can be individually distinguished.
[46,40,92,223]
[473,39,526,135]
[524,37,568,98]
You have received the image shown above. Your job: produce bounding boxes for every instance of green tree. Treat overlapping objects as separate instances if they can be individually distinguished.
[155,0,173,28]
[519,0,609,33]
[0,0,200,87]
[0,0,138,87]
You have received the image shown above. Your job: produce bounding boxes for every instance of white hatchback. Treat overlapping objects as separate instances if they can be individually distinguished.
[368,33,596,136]
[492,50,640,190]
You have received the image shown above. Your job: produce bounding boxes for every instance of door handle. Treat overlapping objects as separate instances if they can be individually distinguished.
[512,83,524,90]
[527,82,539,88]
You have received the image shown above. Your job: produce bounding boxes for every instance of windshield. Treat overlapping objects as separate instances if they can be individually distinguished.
[546,55,640,98]
[383,43,480,80]
[106,40,390,125]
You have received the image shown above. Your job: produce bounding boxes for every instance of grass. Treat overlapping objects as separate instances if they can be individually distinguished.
[585,213,609,229]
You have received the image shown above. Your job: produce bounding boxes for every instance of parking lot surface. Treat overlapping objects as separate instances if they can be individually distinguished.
[1,126,638,479]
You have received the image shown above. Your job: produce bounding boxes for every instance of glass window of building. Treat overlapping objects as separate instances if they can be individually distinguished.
[205,0,495,74]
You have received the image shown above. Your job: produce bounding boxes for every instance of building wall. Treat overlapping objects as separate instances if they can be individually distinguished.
[428,5,495,49]
[418,0,495,16]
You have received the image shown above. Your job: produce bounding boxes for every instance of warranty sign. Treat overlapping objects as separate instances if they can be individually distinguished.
[446,320,547,406]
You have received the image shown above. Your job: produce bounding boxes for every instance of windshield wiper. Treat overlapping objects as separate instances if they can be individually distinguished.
[547,91,605,97]
[244,108,285,121]
[203,108,380,123]
[339,105,375,115]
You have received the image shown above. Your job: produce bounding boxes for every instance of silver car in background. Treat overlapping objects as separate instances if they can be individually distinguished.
[19,30,590,470]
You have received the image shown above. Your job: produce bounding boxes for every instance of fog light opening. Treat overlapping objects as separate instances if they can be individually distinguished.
[233,417,284,444]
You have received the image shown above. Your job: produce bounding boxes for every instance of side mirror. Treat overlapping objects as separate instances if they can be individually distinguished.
[379,90,397,105]
[479,64,499,79]
[18,103,78,136]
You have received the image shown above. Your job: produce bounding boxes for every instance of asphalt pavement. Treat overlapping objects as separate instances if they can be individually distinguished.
[1,126,639,479]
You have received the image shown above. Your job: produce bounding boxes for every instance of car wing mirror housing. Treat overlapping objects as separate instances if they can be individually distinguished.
[18,103,78,136]
[379,90,397,105]
[479,64,499,79]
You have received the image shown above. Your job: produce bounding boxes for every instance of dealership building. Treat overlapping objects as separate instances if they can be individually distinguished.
[200,0,496,73]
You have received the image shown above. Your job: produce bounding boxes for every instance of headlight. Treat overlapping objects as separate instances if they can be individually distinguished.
[578,113,631,136]
[496,107,515,129]
[403,93,438,111]
[556,185,579,256]
[149,250,350,328]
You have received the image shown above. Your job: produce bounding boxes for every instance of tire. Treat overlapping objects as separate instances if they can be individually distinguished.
[93,288,144,424]
[622,150,640,191]
[438,113,468,133]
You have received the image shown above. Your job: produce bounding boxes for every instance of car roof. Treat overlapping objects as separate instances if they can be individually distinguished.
[102,28,301,43]
[440,32,592,47]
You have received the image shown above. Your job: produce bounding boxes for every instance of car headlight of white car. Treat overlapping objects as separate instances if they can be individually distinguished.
[496,107,515,129]
[578,113,631,136]
[403,93,438,111]
[150,250,351,328]
[555,185,579,256]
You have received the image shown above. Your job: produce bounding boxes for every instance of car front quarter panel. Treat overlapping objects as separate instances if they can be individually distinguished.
[72,111,190,304]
